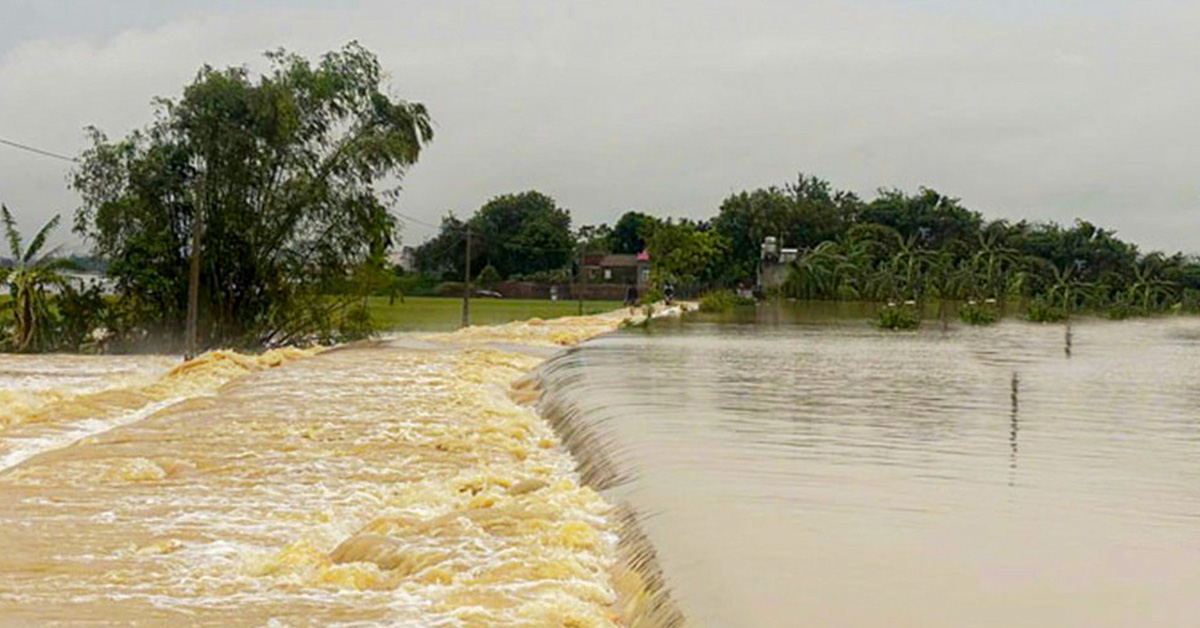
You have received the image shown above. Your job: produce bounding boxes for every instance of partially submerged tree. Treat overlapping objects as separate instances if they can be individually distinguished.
[72,42,432,350]
[0,206,73,352]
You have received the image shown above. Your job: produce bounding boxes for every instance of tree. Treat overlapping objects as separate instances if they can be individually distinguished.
[576,223,614,254]
[473,191,573,279]
[476,264,501,288]
[0,206,73,352]
[413,214,468,280]
[611,211,657,254]
[645,219,726,289]
[415,191,574,281]
[859,187,982,253]
[72,42,432,349]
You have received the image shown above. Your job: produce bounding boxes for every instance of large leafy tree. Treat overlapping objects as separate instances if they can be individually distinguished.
[645,219,727,289]
[415,191,574,281]
[0,206,73,352]
[611,211,657,254]
[72,42,432,349]
[472,191,573,279]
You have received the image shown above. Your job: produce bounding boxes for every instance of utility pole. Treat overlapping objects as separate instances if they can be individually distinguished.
[576,245,584,316]
[461,223,471,328]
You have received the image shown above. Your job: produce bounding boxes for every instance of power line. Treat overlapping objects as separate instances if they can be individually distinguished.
[0,137,77,163]
[392,209,441,231]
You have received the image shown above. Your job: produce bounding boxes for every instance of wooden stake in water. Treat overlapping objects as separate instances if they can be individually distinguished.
[1009,371,1020,483]
[1064,321,1073,357]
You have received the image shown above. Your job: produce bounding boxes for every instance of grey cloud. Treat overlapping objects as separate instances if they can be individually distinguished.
[1,0,1198,254]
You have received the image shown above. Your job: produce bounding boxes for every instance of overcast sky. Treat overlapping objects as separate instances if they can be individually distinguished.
[1,0,1198,254]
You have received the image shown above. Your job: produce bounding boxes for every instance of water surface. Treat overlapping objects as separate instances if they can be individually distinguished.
[540,306,1200,627]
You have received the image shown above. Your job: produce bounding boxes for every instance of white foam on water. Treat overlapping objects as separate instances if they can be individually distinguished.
[0,396,185,473]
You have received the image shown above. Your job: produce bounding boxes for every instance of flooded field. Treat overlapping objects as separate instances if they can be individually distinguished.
[539,306,1200,628]
[0,311,652,628]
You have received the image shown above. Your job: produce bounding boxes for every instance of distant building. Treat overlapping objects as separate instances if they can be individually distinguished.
[388,246,417,271]
[581,252,651,287]
[758,237,797,291]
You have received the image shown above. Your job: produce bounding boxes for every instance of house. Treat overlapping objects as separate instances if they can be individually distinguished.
[758,237,797,291]
[388,246,417,271]
[581,252,651,287]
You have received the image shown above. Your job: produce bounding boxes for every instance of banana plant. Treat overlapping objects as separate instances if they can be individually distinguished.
[1,205,73,352]
[1126,253,1176,312]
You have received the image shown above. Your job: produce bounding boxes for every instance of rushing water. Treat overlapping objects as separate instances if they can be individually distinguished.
[0,313,640,628]
[539,305,1200,628]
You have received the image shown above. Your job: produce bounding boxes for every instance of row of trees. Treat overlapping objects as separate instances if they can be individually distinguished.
[5,40,1195,352]
[414,172,1200,322]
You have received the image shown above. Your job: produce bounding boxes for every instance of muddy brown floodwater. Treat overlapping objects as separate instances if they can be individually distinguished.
[538,306,1200,628]
[0,308,674,628]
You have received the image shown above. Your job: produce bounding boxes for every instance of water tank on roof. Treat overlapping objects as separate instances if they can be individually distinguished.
[761,236,779,258]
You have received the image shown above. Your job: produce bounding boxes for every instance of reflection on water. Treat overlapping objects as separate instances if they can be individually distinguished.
[540,307,1200,628]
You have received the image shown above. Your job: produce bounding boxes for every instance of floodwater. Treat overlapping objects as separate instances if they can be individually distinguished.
[538,305,1200,628]
[0,311,649,628]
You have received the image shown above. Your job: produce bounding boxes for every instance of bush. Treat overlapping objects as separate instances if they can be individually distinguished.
[875,303,921,330]
[476,264,501,288]
[435,281,466,297]
[56,283,115,352]
[698,289,755,313]
[959,301,999,325]
[1026,299,1068,323]
[1103,301,1139,320]
[638,288,664,306]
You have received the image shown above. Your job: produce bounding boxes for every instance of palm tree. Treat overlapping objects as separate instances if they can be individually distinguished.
[0,205,72,352]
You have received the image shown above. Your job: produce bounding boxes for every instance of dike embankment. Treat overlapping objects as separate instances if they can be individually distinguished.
[0,305,688,628]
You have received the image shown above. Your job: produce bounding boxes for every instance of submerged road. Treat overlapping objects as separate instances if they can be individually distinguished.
[0,308,673,628]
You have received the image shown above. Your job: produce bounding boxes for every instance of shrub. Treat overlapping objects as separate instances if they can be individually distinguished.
[1103,301,1139,320]
[698,289,755,313]
[434,281,466,297]
[876,304,921,330]
[959,301,999,325]
[1026,299,1068,323]
[639,289,664,306]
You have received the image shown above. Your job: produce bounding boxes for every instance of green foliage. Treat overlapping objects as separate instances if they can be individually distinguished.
[1026,299,1068,323]
[56,283,114,352]
[698,289,755,313]
[612,211,657,254]
[476,264,501,288]
[576,223,614,254]
[414,191,574,281]
[0,206,75,352]
[710,173,860,284]
[394,272,439,297]
[639,288,664,306]
[645,219,727,290]
[958,301,999,325]
[472,191,574,278]
[875,303,921,330]
[72,42,431,350]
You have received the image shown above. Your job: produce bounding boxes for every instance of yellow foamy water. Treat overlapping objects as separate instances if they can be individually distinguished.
[0,307,671,627]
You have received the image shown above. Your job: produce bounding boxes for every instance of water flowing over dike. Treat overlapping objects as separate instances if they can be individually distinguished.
[0,307,686,628]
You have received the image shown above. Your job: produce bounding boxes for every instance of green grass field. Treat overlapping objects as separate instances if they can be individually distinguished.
[367,296,624,332]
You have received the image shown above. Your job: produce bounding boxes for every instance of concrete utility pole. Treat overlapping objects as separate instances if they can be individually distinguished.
[576,246,584,316]
[461,223,471,328]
